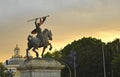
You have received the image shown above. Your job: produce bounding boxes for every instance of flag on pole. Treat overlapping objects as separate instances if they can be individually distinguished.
[31,29,37,34]
[31,15,49,34]
[27,15,49,22]
[39,16,47,25]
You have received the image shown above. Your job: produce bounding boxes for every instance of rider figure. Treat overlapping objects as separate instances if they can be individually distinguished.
[35,18,43,41]
[31,16,49,47]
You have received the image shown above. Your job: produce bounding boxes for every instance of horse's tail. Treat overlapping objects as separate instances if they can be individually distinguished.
[27,35,33,41]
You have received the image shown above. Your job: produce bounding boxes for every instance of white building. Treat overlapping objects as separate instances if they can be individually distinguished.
[4,45,25,77]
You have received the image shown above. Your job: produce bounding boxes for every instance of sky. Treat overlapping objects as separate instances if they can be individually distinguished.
[0,0,120,62]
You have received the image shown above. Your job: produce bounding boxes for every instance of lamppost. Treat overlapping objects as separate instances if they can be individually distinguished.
[73,52,77,77]
[102,44,106,77]
[61,61,72,77]
[69,50,77,77]
[58,50,77,77]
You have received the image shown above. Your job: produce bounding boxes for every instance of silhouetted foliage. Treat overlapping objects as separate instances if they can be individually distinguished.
[44,37,120,77]
[0,62,6,77]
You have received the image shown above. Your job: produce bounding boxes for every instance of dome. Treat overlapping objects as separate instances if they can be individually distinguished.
[7,45,25,65]
[8,57,24,65]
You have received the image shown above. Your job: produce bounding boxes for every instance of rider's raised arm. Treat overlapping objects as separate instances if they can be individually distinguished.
[35,18,38,26]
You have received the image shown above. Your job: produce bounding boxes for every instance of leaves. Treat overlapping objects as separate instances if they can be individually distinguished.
[44,37,120,77]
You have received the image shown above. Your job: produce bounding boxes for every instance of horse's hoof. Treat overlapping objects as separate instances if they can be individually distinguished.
[49,47,52,51]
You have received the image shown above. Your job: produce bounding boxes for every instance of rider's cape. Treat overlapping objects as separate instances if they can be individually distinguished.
[31,29,37,34]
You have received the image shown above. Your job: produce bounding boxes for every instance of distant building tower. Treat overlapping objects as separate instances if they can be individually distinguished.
[8,44,23,65]
[13,44,21,58]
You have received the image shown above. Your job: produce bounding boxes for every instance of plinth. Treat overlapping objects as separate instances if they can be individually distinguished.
[18,58,64,77]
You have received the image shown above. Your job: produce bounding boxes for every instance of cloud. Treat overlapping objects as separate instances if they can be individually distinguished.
[0,0,120,20]
[0,0,120,62]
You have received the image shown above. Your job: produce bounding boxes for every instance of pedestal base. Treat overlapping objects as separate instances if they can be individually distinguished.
[18,58,64,77]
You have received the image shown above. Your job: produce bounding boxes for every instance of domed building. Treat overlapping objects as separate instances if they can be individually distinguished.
[4,45,25,76]
[8,45,24,65]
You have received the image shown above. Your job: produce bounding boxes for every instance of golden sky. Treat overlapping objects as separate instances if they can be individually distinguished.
[0,0,120,62]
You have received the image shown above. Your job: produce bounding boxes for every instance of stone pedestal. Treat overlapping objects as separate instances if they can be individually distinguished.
[18,58,64,77]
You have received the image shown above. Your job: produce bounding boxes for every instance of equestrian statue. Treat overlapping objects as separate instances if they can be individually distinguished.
[26,15,52,59]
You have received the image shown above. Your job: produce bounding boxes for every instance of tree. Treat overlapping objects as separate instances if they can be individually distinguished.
[105,38,120,77]
[45,37,104,77]
[43,52,53,58]
[44,37,120,77]
[0,62,5,77]
[112,54,120,77]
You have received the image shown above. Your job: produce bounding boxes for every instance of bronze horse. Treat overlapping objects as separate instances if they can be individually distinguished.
[26,29,52,58]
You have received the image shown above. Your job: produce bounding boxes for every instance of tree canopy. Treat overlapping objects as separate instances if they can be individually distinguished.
[44,37,120,77]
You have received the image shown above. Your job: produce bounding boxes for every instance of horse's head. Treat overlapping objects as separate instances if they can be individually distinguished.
[43,29,52,40]
[47,30,52,40]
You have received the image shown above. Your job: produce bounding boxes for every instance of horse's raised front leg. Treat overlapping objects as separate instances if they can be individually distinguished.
[49,43,52,51]
[32,48,39,58]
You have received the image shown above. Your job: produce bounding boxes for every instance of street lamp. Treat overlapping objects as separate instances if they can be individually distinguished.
[61,61,72,77]
[102,44,106,77]
[73,51,77,77]
[70,50,77,77]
